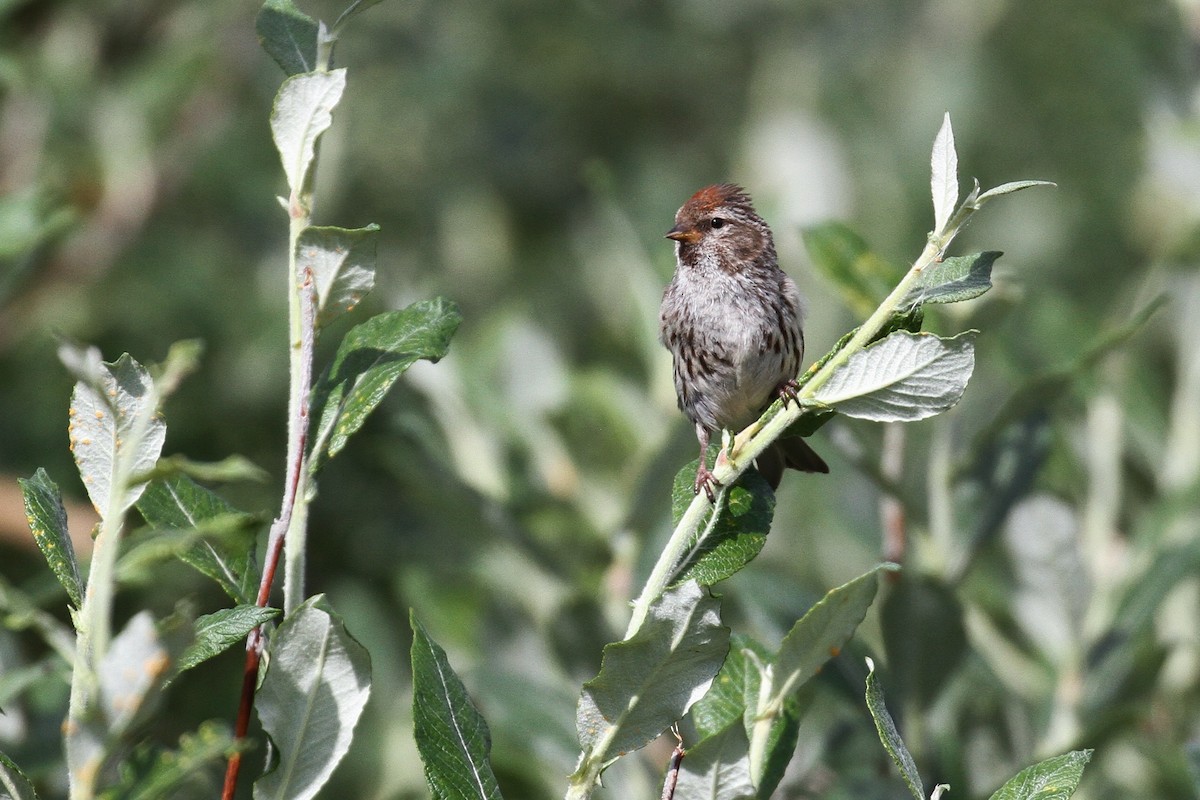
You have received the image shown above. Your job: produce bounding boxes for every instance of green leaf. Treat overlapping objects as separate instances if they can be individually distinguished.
[136,476,258,603]
[865,659,924,800]
[988,750,1093,800]
[771,565,890,703]
[309,298,462,473]
[907,252,1001,306]
[271,69,347,196]
[410,612,504,800]
[64,349,166,519]
[692,635,770,740]
[297,225,379,327]
[813,330,976,422]
[0,749,39,800]
[331,0,386,35]
[133,454,268,485]
[176,605,280,675]
[256,0,319,76]
[974,180,1057,208]
[576,581,729,761]
[802,223,902,318]
[931,112,958,233]
[18,468,82,607]
[673,719,756,800]
[254,595,372,800]
[669,466,774,587]
[103,722,239,800]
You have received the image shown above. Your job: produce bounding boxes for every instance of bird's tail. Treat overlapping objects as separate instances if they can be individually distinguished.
[755,437,829,489]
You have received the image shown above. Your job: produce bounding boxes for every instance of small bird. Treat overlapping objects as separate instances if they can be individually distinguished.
[659,183,828,499]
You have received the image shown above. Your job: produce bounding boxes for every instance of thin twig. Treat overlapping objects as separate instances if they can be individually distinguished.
[660,726,685,800]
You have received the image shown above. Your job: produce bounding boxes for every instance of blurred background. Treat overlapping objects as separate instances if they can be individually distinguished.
[2,0,1199,797]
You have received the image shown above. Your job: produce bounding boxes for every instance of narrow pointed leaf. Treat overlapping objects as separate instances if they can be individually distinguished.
[66,351,165,518]
[297,225,378,327]
[332,0,386,34]
[988,750,1092,800]
[692,636,771,739]
[931,113,958,233]
[673,719,756,800]
[256,0,319,75]
[176,605,281,675]
[309,298,461,473]
[866,660,924,800]
[771,565,889,703]
[669,466,774,587]
[907,252,1001,306]
[271,69,347,195]
[254,596,372,800]
[975,180,1057,207]
[576,581,729,760]
[18,468,82,607]
[813,331,976,422]
[0,750,39,800]
[410,613,503,800]
[136,476,258,603]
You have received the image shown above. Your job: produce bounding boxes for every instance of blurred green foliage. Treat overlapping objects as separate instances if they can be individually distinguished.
[1,0,1199,798]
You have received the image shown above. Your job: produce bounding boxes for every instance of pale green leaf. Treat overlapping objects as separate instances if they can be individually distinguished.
[296,225,378,327]
[771,566,888,703]
[576,581,729,760]
[270,70,347,195]
[98,613,173,738]
[813,331,976,422]
[18,468,82,607]
[410,613,503,800]
[64,350,166,519]
[931,113,958,233]
[254,596,371,800]
[988,750,1092,800]
[974,180,1057,207]
[672,719,756,800]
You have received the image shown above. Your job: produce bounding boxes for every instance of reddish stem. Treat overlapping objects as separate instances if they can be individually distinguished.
[221,273,315,799]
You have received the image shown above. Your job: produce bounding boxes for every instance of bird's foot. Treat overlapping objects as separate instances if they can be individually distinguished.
[694,464,721,502]
[776,379,801,408]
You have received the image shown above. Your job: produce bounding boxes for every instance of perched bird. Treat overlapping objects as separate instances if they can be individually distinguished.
[659,183,828,499]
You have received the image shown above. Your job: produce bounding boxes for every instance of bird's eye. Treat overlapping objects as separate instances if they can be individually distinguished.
[710,218,726,229]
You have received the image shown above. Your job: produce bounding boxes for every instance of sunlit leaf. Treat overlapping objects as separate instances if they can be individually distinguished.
[254,596,372,800]
[931,112,958,233]
[271,69,347,195]
[974,180,1057,208]
[813,331,976,422]
[410,613,503,800]
[672,719,755,800]
[64,349,166,519]
[18,468,82,607]
[771,566,889,704]
[576,581,729,761]
[988,750,1092,800]
[0,749,39,800]
[296,225,378,327]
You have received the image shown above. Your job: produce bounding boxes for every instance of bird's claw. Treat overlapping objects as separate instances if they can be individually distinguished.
[777,379,800,408]
[694,465,722,502]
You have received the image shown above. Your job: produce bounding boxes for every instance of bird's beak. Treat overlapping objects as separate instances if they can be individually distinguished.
[665,225,701,244]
